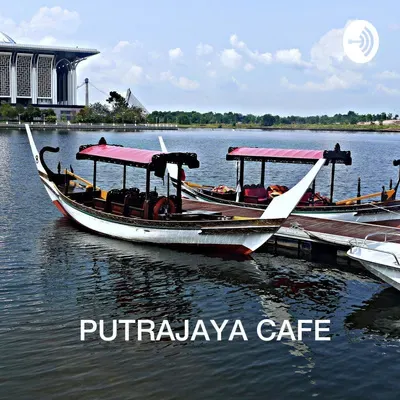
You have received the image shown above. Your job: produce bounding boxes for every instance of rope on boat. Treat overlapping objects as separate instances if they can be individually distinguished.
[367,202,400,217]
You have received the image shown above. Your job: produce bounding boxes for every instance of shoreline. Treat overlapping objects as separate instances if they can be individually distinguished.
[1,122,400,133]
[178,123,400,132]
[0,122,178,131]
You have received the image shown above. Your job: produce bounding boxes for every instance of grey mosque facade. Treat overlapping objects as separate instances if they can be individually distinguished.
[0,32,98,118]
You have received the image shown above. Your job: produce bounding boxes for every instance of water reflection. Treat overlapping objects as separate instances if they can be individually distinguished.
[4,129,400,398]
[37,217,360,376]
[345,287,400,338]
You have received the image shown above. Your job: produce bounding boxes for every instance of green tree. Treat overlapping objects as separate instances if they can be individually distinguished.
[177,114,190,125]
[0,103,17,120]
[106,91,128,112]
[261,114,275,126]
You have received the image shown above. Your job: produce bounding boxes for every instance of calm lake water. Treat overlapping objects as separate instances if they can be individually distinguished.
[1,128,400,399]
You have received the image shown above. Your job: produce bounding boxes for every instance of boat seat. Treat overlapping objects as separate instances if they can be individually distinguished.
[111,202,124,215]
[126,205,144,218]
[105,189,127,212]
[297,189,330,206]
[69,190,101,203]
[243,184,268,204]
[93,198,106,210]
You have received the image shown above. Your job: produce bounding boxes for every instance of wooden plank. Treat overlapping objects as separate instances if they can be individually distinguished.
[182,198,400,244]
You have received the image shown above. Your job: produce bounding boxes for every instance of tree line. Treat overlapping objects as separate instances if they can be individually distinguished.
[146,110,399,126]
[0,91,397,127]
[0,103,56,122]
[74,91,146,124]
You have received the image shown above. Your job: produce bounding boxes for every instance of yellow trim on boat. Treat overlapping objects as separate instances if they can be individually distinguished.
[336,189,395,205]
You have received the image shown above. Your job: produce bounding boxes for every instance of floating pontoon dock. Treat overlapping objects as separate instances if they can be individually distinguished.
[183,199,400,262]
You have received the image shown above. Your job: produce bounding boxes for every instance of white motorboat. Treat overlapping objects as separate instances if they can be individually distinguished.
[348,232,400,291]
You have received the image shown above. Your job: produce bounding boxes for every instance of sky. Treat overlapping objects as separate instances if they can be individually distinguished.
[2,0,400,116]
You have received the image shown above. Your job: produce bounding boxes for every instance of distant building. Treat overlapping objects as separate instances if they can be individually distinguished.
[125,88,149,115]
[0,32,99,119]
[357,120,400,126]
[382,119,400,125]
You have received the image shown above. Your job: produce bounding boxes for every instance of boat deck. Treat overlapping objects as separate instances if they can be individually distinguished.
[183,199,400,244]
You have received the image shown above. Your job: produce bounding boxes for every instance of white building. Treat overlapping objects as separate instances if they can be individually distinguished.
[0,32,98,118]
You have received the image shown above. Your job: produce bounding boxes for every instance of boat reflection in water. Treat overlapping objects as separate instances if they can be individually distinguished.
[345,287,400,339]
[36,217,369,376]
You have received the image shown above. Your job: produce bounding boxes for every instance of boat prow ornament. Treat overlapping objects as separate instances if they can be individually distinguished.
[322,143,352,166]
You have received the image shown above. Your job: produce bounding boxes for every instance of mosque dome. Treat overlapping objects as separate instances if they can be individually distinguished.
[0,32,16,44]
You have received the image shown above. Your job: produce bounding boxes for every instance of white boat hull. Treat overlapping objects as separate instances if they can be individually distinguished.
[41,176,275,254]
[348,242,400,291]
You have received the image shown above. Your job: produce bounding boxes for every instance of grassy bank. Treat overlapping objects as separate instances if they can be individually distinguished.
[2,121,399,132]
[177,123,400,132]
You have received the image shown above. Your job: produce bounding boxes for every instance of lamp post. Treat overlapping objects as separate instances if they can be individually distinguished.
[18,113,21,124]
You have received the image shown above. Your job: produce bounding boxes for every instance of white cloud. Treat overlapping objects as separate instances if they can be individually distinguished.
[230,34,246,49]
[123,64,144,84]
[112,40,142,53]
[310,27,345,72]
[169,47,183,60]
[148,51,161,60]
[207,70,217,78]
[23,6,80,33]
[232,76,247,90]
[38,36,57,46]
[275,48,310,67]
[113,41,130,52]
[0,6,81,45]
[174,76,200,90]
[376,84,400,95]
[196,43,213,56]
[249,50,272,65]
[220,49,242,69]
[376,70,400,80]
[229,33,272,65]
[281,71,363,92]
[160,71,199,90]
[160,71,174,81]
[244,63,255,72]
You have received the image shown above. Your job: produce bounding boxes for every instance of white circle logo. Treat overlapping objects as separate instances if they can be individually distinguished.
[343,20,379,64]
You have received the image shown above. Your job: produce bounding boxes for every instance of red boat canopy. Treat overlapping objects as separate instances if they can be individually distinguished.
[226,145,351,165]
[77,138,199,177]
[78,145,161,165]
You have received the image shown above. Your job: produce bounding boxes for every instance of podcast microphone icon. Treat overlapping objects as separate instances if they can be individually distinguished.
[343,21,379,63]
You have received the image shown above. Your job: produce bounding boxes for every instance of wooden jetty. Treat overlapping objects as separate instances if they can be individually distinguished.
[183,199,400,262]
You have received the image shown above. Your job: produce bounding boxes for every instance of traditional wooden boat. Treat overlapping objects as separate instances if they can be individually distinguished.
[160,137,400,225]
[26,124,326,255]
[348,233,400,291]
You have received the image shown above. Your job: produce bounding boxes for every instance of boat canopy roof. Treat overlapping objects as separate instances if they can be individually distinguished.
[76,138,199,177]
[226,143,352,165]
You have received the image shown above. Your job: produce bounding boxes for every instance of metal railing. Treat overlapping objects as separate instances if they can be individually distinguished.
[349,233,400,266]
[349,243,400,266]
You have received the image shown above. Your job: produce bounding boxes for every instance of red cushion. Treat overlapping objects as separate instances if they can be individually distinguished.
[244,187,267,198]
